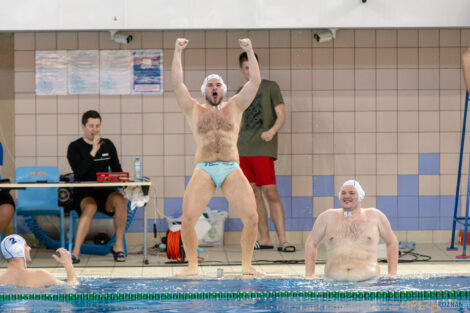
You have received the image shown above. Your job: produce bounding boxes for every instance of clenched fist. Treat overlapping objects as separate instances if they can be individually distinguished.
[238,38,253,52]
[175,38,189,50]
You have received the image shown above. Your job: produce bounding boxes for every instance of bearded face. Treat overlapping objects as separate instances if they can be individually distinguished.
[204,79,223,107]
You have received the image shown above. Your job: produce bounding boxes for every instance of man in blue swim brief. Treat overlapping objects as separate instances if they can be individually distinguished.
[171,37,263,277]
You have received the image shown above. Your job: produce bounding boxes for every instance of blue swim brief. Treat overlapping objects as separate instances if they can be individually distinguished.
[195,161,240,190]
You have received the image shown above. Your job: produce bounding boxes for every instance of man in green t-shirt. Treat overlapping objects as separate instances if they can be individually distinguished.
[237,52,295,253]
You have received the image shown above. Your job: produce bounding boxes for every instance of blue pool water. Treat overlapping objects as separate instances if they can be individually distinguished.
[0,276,469,312]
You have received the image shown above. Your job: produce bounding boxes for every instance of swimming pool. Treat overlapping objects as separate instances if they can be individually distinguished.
[1,276,469,312]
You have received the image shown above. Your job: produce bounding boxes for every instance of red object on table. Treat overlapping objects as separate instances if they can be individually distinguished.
[96,172,129,182]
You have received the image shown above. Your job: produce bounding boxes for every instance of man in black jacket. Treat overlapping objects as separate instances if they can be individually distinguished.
[67,110,127,263]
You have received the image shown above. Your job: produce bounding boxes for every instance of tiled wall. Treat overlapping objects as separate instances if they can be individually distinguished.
[12,29,470,243]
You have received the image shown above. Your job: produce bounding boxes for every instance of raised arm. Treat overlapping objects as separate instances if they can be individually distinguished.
[376,210,398,276]
[171,38,197,113]
[305,211,328,278]
[52,248,79,285]
[231,39,261,111]
[463,47,470,92]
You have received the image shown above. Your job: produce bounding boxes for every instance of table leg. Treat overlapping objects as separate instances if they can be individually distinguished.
[143,204,149,264]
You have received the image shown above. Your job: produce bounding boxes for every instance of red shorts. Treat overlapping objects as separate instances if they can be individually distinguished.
[239,156,276,186]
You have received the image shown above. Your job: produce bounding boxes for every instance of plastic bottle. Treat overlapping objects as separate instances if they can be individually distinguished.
[134,157,142,181]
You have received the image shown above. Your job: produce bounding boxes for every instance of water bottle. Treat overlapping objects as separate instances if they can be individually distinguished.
[134,157,142,181]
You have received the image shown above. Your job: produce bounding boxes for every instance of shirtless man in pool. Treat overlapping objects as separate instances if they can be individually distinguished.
[171,38,262,276]
[305,180,398,281]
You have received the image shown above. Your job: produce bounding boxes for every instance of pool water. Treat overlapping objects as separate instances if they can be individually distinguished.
[0,276,469,312]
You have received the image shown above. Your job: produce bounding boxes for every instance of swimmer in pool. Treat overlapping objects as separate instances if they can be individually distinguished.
[0,235,79,287]
[171,38,263,276]
[305,180,398,281]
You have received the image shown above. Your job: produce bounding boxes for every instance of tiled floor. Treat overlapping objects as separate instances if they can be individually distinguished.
[1,243,469,279]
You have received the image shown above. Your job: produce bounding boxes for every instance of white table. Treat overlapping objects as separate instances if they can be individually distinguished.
[0,180,152,264]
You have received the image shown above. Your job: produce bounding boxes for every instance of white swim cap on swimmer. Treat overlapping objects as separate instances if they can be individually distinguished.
[1,235,27,266]
[201,74,227,97]
[338,180,365,203]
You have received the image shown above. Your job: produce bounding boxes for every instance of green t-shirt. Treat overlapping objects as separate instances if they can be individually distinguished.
[237,79,284,159]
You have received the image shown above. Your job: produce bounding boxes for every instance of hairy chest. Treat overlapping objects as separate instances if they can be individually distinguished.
[325,219,379,247]
[195,107,235,135]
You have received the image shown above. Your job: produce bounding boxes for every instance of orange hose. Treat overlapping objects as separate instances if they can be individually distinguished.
[167,230,184,262]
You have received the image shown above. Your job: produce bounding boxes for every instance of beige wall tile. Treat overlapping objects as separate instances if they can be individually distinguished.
[78,95,99,113]
[333,29,354,48]
[418,29,439,47]
[377,111,397,132]
[292,155,313,175]
[164,177,186,197]
[36,136,57,156]
[16,93,36,114]
[164,155,185,176]
[397,69,418,90]
[184,134,196,155]
[36,96,57,114]
[121,95,142,113]
[291,30,312,48]
[397,29,418,47]
[313,154,334,175]
[313,48,333,68]
[292,112,312,133]
[313,133,333,154]
[334,69,354,90]
[418,48,439,68]
[206,49,227,69]
[16,136,36,157]
[121,114,142,134]
[397,154,418,174]
[355,69,376,90]
[101,113,121,135]
[121,135,142,156]
[14,32,35,50]
[418,90,439,110]
[98,31,120,50]
[35,32,56,50]
[440,47,461,68]
[440,111,461,132]
[15,115,36,135]
[355,29,375,47]
[183,31,204,49]
[440,154,459,175]
[419,175,440,196]
[439,132,460,153]
[397,48,418,68]
[439,174,457,195]
[334,48,354,68]
[57,114,79,135]
[440,69,461,89]
[142,156,163,177]
[334,155,355,175]
[361,196,376,208]
[377,133,397,153]
[334,112,355,132]
[205,31,226,48]
[313,197,334,217]
[57,32,78,50]
[275,154,291,175]
[164,134,184,155]
[313,91,333,111]
[141,31,163,49]
[377,154,398,175]
[334,90,355,111]
[292,175,313,196]
[397,90,418,111]
[270,69,291,91]
[292,134,312,154]
[278,134,292,155]
[418,111,439,132]
[163,113,185,134]
[355,133,376,154]
[58,95,78,113]
[291,69,312,91]
[313,70,333,90]
[291,48,312,68]
[77,32,99,49]
[15,72,35,93]
[334,175,351,193]
[36,114,57,135]
[163,31,184,49]
[376,48,397,68]
[15,51,34,72]
[439,29,460,47]
[419,132,440,153]
[355,90,376,111]
[334,133,354,154]
[419,69,439,90]
[356,154,376,175]
[185,156,195,176]
[58,135,76,157]
[355,111,376,132]
[100,95,120,113]
[291,91,312,111]
[377,175,397,195]
[397,132,418,153]
[376,90,397,111]
[143,95,163,113]
[376,69,397,90]
[143,134,163,156]
[355,48,375,68]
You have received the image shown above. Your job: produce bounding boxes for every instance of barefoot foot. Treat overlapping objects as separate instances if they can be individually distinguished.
[174,266,199,277]
[241,265,265,276]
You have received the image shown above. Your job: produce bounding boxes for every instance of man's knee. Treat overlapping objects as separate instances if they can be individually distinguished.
[242,211,258,227]
[181,212,199,229]
[80,198,97,216]
[263,186,280,203]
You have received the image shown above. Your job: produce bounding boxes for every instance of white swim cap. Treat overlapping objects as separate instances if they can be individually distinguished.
[201,74,227,97]
[338,180,365,202]
[1,235,26,264]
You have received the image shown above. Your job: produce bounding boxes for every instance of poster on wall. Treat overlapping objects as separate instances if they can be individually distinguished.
[132,50,163,94]
[68,50,99,94]
[100,50,132,95]
[35,51,67,95]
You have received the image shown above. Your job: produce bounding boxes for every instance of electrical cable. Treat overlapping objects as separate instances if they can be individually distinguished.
[166,230,184,263]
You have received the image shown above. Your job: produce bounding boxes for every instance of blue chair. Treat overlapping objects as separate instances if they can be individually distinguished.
[68,200,137,256]
[14,166,65,248]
